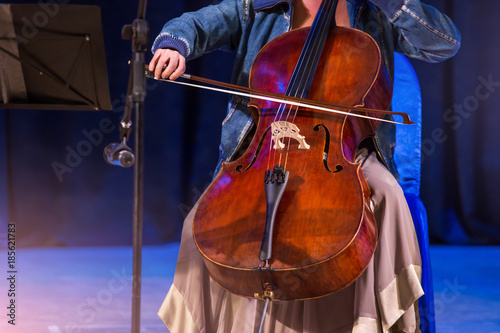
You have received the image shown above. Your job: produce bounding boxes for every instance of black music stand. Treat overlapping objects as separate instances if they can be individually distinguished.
[1,4,146,333]
[0,4,111,110]
[115,1,149,332]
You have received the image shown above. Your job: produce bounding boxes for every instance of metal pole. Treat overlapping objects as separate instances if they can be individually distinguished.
[131,97,144,333]
[119,1,148,331]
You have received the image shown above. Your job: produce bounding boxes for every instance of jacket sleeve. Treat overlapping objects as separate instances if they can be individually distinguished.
[151,0,243,60]
[370,0,461,62]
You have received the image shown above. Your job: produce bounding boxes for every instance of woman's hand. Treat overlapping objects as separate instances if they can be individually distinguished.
[148,48,186,80]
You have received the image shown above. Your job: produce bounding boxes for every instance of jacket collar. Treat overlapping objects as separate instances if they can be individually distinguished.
[254,0,365,11]
[254,0,293,11]
[254,0,365,28]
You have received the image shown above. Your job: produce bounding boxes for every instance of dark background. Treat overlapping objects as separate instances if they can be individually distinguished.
[1,0,499,247]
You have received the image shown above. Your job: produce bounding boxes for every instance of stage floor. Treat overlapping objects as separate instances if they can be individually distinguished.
[1,244,499,333]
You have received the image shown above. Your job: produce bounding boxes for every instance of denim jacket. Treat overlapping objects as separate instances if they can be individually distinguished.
[152,0,460,177]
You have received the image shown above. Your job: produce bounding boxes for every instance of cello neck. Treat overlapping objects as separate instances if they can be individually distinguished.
[286,0,339,99]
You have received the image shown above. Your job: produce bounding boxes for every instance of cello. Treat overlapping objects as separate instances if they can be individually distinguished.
[191,0,392,302]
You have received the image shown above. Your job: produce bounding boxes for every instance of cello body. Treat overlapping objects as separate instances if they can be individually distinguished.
[192,25,392,301]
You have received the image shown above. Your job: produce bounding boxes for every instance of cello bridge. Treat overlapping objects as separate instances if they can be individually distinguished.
[271,121,310,150]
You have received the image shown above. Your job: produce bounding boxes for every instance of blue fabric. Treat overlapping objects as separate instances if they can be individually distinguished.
[392,52,435,333]
[406,192,435,333]
[393,52,422,195]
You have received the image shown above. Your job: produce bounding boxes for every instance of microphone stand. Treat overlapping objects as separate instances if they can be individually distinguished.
[107,0,148,332]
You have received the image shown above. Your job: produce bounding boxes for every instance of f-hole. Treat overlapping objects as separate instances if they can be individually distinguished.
[236,127,272,172]
[314,124,343,173]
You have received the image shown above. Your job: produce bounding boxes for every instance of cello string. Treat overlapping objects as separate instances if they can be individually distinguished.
[280,0,333,165]
[282,0,337,170]
[291,0,335,102]
[282,105,300,171]
[286,0,333,99]
[266,3,332,173]
[267,88,296,172]
[279,105,298,170]
[267,2,336,173]
[268,103,288,172]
